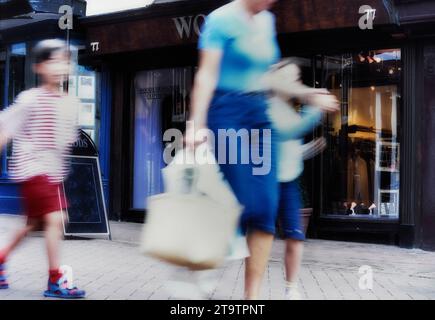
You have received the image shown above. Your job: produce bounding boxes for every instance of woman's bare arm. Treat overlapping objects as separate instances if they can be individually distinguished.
[185,49,223,149]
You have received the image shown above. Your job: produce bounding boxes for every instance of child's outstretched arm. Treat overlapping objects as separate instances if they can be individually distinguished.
[264,63,339,111]
[276,105,323,141]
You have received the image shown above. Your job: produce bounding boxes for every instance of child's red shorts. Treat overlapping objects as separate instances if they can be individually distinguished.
[20,175,68,219]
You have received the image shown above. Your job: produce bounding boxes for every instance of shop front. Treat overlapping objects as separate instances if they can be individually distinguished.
[79,0,435,250]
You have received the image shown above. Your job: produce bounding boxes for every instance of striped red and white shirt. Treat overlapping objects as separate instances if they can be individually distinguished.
[0,87,79,183]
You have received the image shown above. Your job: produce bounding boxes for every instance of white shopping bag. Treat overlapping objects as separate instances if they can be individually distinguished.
[141,145,243,270]
[162,144,240,207]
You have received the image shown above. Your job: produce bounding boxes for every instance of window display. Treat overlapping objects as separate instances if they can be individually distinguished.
[68,63,100,147]
[320,49,401,219]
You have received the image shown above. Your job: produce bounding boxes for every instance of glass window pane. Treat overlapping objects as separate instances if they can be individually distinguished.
[68,58,101,147]
[132,67,192,209]
[0,50,5,110]
[321,49,401,219]
[8,43,26,103]
[7,43,27,171]
[0,50,6,174]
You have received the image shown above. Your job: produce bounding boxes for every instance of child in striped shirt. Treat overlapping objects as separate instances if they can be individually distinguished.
[0,39,85,299]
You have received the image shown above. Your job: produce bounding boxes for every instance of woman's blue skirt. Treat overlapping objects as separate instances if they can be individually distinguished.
[207,90,279,235]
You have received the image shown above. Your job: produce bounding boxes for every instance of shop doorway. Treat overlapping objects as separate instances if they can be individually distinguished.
[132,68,193,210]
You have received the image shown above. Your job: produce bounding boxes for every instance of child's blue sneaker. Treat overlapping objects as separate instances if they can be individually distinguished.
[0,264,9,289]
[43,278,85,299]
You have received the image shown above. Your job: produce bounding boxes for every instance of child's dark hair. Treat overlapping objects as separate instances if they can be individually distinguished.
[32,39,69,64]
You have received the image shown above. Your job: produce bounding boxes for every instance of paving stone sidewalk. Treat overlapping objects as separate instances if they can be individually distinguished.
[1,215,434,300]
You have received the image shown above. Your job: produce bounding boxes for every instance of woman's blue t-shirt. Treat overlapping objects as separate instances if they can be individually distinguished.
[198,2,281,92]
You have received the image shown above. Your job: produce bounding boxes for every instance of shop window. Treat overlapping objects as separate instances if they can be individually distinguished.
[65,42,100,146]
[67,65,101,147]
[6,43,27,172]
[320,49,401,219]
[8,43,26,101]
[0,50,6,174]
[132,67,193,209]
[0,50,5,109]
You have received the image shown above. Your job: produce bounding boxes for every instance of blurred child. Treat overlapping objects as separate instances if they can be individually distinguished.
[267,59,339,299]
[0,39,85,299]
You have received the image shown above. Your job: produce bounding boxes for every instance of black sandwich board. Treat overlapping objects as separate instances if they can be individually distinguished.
[61,130,111,238]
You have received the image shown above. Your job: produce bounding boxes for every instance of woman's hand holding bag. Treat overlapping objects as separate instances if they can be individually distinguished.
[140,144,243,270]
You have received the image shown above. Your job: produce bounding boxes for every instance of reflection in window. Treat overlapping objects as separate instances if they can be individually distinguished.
[321,49,401,219]
[133,67,193,209]
[68,63,100,147]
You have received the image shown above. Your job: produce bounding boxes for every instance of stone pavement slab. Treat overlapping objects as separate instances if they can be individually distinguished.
[1,215,435,300]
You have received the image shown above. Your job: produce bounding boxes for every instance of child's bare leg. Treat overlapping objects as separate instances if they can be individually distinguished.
[0,218,38,263]
[41,209,86,298]
[43,211,64,270]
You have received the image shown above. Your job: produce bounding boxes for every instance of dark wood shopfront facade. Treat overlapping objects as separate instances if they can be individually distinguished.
[79,0,435,250]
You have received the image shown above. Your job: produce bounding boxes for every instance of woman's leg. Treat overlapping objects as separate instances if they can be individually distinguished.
[208,93,279,300]
[245,123,278,300]
[245,230,274,300]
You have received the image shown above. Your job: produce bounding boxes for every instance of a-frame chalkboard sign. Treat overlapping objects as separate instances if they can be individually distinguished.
[61,130,111,239]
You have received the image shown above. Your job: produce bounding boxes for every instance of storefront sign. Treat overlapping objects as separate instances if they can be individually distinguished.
[173,14,206,39]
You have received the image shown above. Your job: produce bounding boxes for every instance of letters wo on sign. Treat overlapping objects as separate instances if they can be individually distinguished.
[60,130,110,238]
